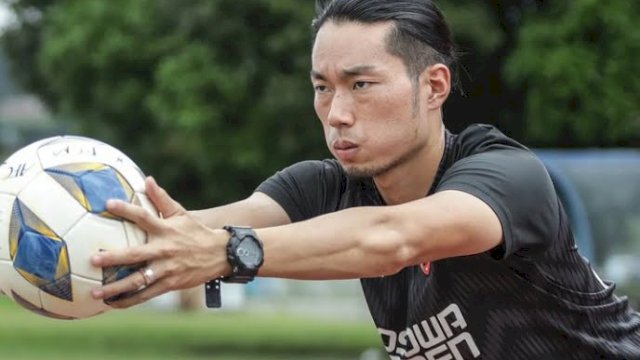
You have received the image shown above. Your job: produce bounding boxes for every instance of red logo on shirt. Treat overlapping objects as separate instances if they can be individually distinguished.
[420,262,431,276]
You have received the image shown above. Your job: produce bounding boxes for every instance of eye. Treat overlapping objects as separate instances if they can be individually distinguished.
[313,83,330,93]
[353,81,371,90]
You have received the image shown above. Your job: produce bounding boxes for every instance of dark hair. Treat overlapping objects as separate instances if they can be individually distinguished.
[312,0,458,85]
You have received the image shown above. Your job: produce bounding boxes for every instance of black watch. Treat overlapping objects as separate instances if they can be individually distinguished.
[221,225,264,284]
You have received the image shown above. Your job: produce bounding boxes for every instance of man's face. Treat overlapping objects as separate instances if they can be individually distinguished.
[311,21,431,178]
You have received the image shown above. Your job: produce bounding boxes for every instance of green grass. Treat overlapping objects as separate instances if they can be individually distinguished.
[0,297,382,360]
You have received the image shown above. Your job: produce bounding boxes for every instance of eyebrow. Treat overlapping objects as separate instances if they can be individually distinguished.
[310,65,379,81]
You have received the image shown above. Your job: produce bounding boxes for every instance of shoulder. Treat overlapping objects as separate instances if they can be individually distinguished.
[439,125,560,258]
[445,124,550,187]
[452,124,528,158]
[439,149,553,210]
[449,124,548,184]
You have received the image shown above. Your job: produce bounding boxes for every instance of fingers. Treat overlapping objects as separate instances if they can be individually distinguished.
[91,245,155,268]
[92,265,170,309]
[94,267,148,304]
[94,178,192,308]
[107,199,163,232]
[107,280,169,309]
[145,176,186,218]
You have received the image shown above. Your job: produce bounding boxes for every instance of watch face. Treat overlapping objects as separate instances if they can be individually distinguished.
[236,237,263,269]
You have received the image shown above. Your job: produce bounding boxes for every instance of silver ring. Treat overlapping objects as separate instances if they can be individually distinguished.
[140,267,156,286]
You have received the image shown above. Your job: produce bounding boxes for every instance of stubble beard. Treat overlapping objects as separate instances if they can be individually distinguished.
[341,136,426,179]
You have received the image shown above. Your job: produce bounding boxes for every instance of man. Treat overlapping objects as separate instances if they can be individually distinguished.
[90,0,640,358]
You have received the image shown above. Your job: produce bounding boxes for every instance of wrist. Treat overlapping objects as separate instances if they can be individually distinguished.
[211,228,233,278]
[221,225,264,284]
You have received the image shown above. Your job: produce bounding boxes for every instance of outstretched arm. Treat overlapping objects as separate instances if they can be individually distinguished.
[90,178,501,307]
[258,189,501,279]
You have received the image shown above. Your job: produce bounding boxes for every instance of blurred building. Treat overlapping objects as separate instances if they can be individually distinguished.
[537,149,640,306]
[0,48,58,158]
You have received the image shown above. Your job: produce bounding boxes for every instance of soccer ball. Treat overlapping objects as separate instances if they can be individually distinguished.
[0,136,157,319]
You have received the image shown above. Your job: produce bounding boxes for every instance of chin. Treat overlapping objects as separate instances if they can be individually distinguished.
[340,162,388,179]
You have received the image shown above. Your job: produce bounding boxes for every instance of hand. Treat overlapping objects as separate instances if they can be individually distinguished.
[90,177,231,308]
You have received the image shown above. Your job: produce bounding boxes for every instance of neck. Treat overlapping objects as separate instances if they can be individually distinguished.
[374,124,445,205]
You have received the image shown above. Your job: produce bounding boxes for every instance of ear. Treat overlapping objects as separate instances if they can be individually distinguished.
[420,64,451,110]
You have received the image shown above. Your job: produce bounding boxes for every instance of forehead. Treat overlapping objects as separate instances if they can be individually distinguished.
[312,20,401,73]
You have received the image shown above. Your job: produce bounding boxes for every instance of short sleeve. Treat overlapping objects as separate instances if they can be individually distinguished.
[255,160,345,222]
[436,149,560,260]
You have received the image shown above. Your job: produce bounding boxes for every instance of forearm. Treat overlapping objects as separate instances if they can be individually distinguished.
[254,190,503,281]
[256,205,411,280]
[190,192,291,230]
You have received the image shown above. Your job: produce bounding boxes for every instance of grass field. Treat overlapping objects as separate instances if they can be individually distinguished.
[0,297,383,360]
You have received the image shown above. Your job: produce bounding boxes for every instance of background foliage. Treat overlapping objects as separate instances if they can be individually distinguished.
[1,0,639,207]
[506,0,640,146]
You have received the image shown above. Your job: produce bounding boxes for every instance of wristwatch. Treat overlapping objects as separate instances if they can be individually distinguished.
[221,225,264,283]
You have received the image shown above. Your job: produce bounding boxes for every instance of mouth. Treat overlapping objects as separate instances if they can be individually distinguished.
[333,139,357,150]
[332,140,359,161]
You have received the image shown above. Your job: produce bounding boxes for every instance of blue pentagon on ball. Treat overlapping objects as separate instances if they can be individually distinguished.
[9,199,72,301]
[45,163,134,218]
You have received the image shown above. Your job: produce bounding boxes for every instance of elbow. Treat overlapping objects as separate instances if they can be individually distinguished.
[360,210,418,276]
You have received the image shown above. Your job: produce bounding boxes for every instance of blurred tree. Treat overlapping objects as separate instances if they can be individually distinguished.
[1,0,57,105]
[0,48,18,99]
[506,0,640,146]
[440,0,544,139]
[2,0,638,211]
[2,0,325,208]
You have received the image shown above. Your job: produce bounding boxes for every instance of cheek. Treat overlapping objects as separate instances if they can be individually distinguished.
[370,95,415,132]
[377,84,415,117]
[315,103,333,140]
[367,97,419,147]
[373,127,411,150]
[314,95,331,123]
[313,100,323,122]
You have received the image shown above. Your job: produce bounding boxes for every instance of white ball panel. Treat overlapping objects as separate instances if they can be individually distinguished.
[38,137,127,168]
[40,275,107,319]
[4,136,61,165]
[0,260,43,308]
[0,148,43,196]
[17,172,86,237]
[63,214,129,281]
[0,193,15,261]
[36,136,148,193]
[37,136,117,168]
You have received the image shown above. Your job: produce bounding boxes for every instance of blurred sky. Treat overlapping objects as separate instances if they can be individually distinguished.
[0,4,11,30]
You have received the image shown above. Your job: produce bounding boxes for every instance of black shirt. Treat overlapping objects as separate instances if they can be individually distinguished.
[256,124,640,359]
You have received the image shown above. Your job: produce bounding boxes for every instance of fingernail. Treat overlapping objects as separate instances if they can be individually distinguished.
[91,255,102,266]
[92,288,104,299]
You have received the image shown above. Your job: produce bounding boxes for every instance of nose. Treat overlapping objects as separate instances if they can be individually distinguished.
[326,92,355,128]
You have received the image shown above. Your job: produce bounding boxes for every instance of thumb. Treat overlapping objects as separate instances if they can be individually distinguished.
[145,176,186,218]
